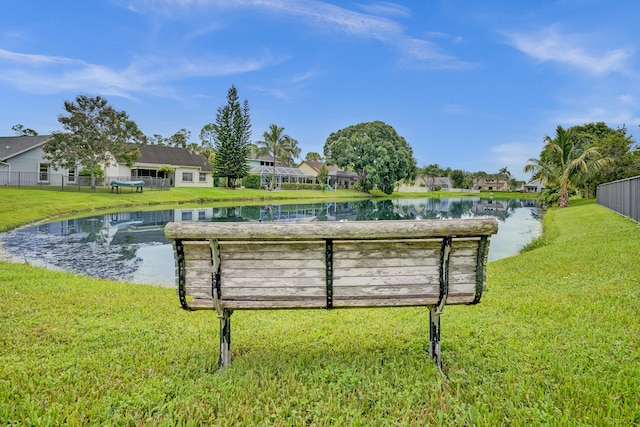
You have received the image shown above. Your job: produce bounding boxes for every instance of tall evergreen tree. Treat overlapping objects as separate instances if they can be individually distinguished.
[209,85,252,187]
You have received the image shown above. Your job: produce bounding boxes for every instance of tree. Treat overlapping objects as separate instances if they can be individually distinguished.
[256,124,297,190]
[323,121,416,195]
[208,85,252,187]
[305,152,324,162]
[317,163,329,190]
[281,137,301,167]
[167,128,190,148]
[572,122,638,196]
[12,124,38,136]
[449,169,466,188]
[524,125,608,207]
[420,164,444,191]
[43,95,145,191]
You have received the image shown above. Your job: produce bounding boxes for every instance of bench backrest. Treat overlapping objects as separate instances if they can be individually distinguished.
[164,218,498,312]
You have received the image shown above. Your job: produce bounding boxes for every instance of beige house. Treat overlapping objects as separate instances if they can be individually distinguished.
[473,175,510,191]
[105,144,213,188]
[298,161,358,189]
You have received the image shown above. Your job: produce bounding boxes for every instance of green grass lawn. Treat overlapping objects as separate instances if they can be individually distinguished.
[0,190,638,425]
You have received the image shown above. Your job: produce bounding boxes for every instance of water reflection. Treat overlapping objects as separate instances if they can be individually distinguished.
[1,198,541,287]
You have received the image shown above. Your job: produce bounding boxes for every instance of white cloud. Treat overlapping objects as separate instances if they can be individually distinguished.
[504,24,632,75]
[443,104,468,114]
[0,48,284,99]
[355,2,411,18]
[127,0,469,68]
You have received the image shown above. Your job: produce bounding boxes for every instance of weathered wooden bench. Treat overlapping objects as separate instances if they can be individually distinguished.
[164,218,498,370]
[110,180,145,193]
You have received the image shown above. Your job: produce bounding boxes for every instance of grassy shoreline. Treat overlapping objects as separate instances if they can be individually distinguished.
[1,190,638,425]
[0,187,536,232]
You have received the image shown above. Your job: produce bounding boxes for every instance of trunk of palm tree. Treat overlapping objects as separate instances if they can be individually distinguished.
[272,155,276,190]
[558,180,569,208]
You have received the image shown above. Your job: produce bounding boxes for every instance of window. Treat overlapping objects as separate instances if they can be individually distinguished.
[199,173,207,182]
[39,163,49,182]
[181,211,193,221]
[67,167,76,183]
[182,172,193,182]
[198,210,206,220]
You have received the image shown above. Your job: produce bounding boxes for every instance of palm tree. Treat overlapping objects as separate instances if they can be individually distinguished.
[257,124,296,190]
[524,125,608,207]
[498,167,512,191]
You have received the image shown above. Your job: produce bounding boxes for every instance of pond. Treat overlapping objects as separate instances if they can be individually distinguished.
[0,197,541,287]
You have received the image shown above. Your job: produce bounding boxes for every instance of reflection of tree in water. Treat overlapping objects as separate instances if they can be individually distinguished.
[317,203,328,221]
[353,200,406,221]
[78,217,106,243]
[443,199,474,218]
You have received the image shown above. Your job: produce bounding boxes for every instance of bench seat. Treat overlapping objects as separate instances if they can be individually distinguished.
[165,218,498,369]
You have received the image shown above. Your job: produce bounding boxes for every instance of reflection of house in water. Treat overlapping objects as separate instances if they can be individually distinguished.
[391,198,456,218]
[472,199,511,219]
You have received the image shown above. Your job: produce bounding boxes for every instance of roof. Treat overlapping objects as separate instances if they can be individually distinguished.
[299,161,358,178]
[136,144,213,172]
[525,179,544,187]
[0,135,52,161]
[250,165,314,177]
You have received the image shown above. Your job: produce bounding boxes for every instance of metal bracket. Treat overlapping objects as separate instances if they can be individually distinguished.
[175,240,192,311]
[210,239,224,318]
[471,236,488,305]
[435,236,452,314]
[325,239,334,309]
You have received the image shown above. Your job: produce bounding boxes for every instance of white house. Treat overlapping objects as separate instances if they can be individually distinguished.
[523,179,545,193]
[1,136,213,188]
[0,135,79,186]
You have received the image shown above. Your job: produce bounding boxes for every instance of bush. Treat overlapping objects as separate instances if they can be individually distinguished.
[280,182,323,190]
[242,174,262,189]
[79,166,104,179]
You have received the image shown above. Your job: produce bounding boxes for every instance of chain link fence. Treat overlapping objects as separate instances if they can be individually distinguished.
[0,171,170,192]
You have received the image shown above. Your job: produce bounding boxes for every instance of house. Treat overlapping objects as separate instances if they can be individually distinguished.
[473,175,511,191]
[105,144,213,188]
[0,135,213,188]
[248,156,314,188]
[0,135,79,186]
[297,161,358,189]
[414,176,453,191]
[523,179,545,193]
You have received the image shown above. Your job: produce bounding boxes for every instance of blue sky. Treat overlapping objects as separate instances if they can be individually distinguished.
[1,0,639,181]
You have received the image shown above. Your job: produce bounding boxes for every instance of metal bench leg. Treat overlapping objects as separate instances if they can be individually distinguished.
[219,309,232,368]
[429,306,443,371]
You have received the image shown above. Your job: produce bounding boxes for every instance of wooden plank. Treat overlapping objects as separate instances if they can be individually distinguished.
[334,257,437,268]
[221,276,325,288]
[182,241,211,260]
[333,248,441,260]
[333,274,440,286]
[333,297,438,307]
[222,287,326,298]
[165,218,499,241]
[221,259,326,269]
[223,300,326,309]
[221,268,325,279]
[447,283,476,295]
[333,265,439,278]
[333,284,439,297]
[185,289,214,299]
[186,299,215,310]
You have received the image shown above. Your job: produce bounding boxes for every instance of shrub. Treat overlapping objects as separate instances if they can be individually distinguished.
[242,174,262,189]
[280,182,323,191]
